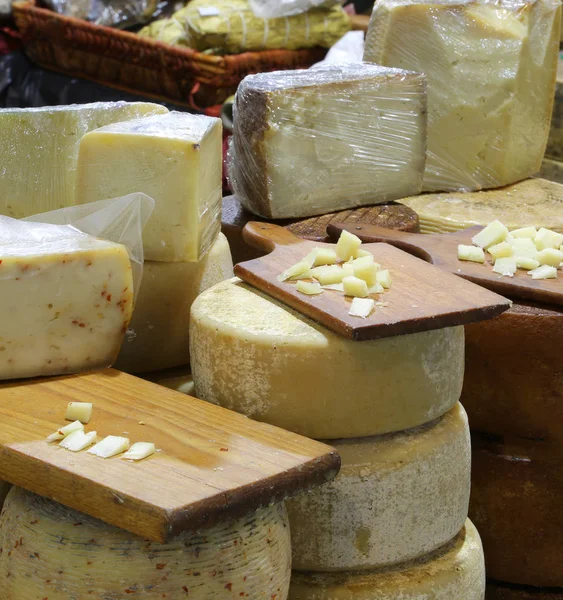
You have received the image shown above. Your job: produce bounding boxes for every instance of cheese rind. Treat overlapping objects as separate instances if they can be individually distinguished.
[190,278,464,439]
[287,403,470,571]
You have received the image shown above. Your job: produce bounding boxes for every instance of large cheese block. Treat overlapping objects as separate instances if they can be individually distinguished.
[470,437,563,587]
[0,102,167,218]
[76,112,223,262]
[461,301,563,445]
[0,487,291,599]
[190,278,464,440]
[289,520,486,599]
[545,57,563,161]
[0,216,133,380]
[115,233,233,374]
[230,64,427,219]
[398,179,563,234]
[487,582,563,599]
[287,403,470,571]
[365,0,561,192]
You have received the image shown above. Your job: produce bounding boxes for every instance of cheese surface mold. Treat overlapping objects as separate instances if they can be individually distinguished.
[287,403,471,571]
[0,102,167,218]
[229,64,427,219]
[365,0,561,192]
[0,486,292,599]
[288,520,486,599]
[190,278,464,439]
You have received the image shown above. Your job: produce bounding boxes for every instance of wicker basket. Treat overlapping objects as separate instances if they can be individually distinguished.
[12,1,327,109]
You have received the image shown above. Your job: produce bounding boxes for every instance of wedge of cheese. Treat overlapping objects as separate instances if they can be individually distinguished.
[76,112,223,262]
[0,102,167,218]
[230,64,427,219]
[0,216,133,380]
[0,487,291,599]
[365,0,561,192]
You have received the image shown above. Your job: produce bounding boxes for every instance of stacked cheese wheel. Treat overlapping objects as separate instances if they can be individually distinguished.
[190,277,486,598]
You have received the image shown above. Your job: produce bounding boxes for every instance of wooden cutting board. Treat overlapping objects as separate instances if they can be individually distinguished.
[327,223,563,307]
[233,222,511,341]
[0,369,340,542]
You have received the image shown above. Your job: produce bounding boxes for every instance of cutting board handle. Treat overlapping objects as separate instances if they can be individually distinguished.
[243,222,304,253]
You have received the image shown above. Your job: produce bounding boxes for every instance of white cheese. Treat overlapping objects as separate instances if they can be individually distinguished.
[458,245,485,264]
[336,229,363,261]
[46,420,84,443]
[122,442,156,461]
[534,227,563,251]
[296,280,324,295]
[65,402,93,424]
[515,257,540,271]
[349,297,375,318]
[59,430,97,452]
[536,248,563,266]
[487,242,513,260]
[511,226,538,239]
[493,257,517,277]
[471,220,508,249]
[342,276,369,298]
[88,435,130,458]
[510,238,538,260]
[528,265,558,279]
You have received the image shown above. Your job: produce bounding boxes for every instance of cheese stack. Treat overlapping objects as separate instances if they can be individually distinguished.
[190,278,486,598]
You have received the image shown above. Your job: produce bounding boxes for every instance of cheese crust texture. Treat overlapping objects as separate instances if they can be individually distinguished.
[190,278,464,439]
[365,0,561,192]
[0,487,291,599]
[287,403,470,571]
[115,233,233,374]
[288,520,485,599]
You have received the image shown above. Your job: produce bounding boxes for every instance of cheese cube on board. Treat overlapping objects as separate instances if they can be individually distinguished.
[76,112,223,262]
[365,0,561,192]
[0,217,133,380]
[230,64,427,219]
[0,102,168,219]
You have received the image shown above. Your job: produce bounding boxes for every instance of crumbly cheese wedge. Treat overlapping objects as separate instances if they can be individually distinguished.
[0,487,291,600]
[343,276,369,298]
[296,280,323,295]
[349,297,375,318]
[230,64,426,219]
[375,269,392,288]
[336,229,363,261]
[88,435,130,458]
[493,257,517,277]
[534,227,563,251]
[472,220,508,249]
[287,404,470,570]
[488,242,513,260]
[190,278,464,439]
[46,420,84,442]
[0,217,134,381]
[352,255,379,286]
[0,102,167,218]
[65,402,93,424]
[309,265,348,285]
[122,442,156,461]
[528,265,558,279]
[536,248,563,266]
[312,248,338,266]
[59,430,97,452]
[458,245,485,263]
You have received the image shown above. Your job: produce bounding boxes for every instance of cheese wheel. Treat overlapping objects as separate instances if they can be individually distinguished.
[287,403,470,571]
[398,179,563,234]
[288,520,486,599]
[144,367,196,396]
[190,278,464,439]
[0,487,291,599]
[461,302,563,445]
[115,233,233,373]
[469,437,563,587]
[486,582,563,600]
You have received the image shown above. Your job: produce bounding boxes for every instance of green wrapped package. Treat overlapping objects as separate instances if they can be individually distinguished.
[138,18,189,46]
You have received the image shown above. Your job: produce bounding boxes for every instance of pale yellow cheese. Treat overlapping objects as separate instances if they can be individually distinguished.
[115,233,233,374]
[190,278,464,439]
[76,112,223,262]
[288,520,485,599]
[0,487,291,599]
[287,403,470,571]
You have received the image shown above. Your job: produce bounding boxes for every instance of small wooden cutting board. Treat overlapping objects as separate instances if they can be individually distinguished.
[234,222,511,341]
[327,223,563,307]
[0,369,340,542]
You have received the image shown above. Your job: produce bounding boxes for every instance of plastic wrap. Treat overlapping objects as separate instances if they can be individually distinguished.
[173,0,351,53]
[311,30,364,67]
[365,0,561,193]
[248,0,340,18]
[228,63,427,220]
[43,0,160,28]
[138,17,188,45]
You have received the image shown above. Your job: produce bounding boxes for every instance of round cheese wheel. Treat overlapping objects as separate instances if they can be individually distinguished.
[288,520,486,599]
[461,302,563,445]
[144,367,196,396]
[115,233,233,374]
[486,582,563,600]
[469,437,563,587]
[0,487,291,599]
[287,403,470,571]
[190,278,464,440]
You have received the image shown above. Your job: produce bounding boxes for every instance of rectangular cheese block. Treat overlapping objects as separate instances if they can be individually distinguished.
[0,102,168,219]
[365,0,561,192]
[546,56,563,161]
[0,216,134,380]
[76,112,223,262]
[229,64,427,219]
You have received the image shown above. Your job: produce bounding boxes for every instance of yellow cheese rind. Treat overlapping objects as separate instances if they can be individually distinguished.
[190,278,464,439]
[0,487,291,599]
[287,404,470,571]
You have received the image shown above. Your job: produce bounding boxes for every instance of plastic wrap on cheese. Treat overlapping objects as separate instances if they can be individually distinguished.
[248,0,340,18]
[43,0,158,28]
[228,63,427,219]
[173,0,351,54]
[138,18,189,46]
[365,0,561,193]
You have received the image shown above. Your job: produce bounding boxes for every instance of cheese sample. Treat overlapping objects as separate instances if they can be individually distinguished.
[287,403,470,571]
[65,402,93,424]
[190,278,464,439]
[0,487,291,599]
[365,0,561,192]
[0,102,167,218]
[115,233,233,373]
[230,64,427,219]
[487,581,563,600]
[288,520,485,599]
[398,179,563,234]
[77,112,222,262]
[0,217,133,380]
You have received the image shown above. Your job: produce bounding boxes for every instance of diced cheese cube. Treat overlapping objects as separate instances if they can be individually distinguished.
[349,297,375,318]
[59,430,97,452]
[46,420,84,443]
[296,281,324,295]
[342,276,369,298]
[536,248,563,267]
[515,257,540,271]
[368,282,385,294]
[528,265,558,279]
[312,248,338,266]
[122,442,156,461]
[457,245,485,263]
[510,238,538,259]
[356,249,374,258]
[534,227,563,251]
[322,283,345,291]
[376,269,392,289]
[471,221,509,249]
[511,226,538,239]
[310,265,347,285]
[65,402,93,424]
[336,230,363,261]
[279,260,313,282]
[88,435,130,458]
[492,257,517,277]
[341,263,355,278]
[487,242,513,260]
[353,255,379,286]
